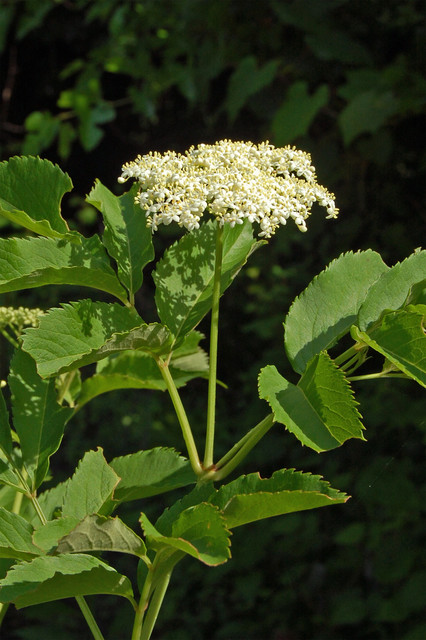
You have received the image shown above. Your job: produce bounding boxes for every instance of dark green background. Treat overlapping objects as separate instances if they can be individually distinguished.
[1,1,425,638]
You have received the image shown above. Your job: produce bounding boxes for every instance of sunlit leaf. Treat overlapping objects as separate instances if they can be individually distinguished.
[62,449,119,520]
[154,220,260,347]
[22,300,173,377]
[0,234,128,301]
[258,355,364,452]
[56,514,147,557]
[210,468,348,528]
[0,553,134,608]
[358,250,426,331]
[140,502,230,566]
[284,250,388,374]
[0,156,76,239]
[87,181,154,296]
[8,350,73,490]
[0,507,40,560]
[353,306,426,387]
[110,448,196,504]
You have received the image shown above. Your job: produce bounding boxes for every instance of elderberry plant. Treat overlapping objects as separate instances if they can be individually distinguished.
[0,144,424,640]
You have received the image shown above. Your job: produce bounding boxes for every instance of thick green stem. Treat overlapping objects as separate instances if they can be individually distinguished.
[139,562,174,640]
[157,359,203,475]
[204,222,224,469]
[212,414,275,481]
[132,552,181,640]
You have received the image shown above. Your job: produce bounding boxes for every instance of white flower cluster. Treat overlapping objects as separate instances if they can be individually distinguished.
[0,306,44,335]
[118,140,338,237]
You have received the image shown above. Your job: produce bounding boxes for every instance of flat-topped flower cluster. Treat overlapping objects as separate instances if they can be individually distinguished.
[118,140,338,237]
[0,306,44,335]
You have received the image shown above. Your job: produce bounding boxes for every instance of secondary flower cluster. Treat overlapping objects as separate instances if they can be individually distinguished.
[0,306,44,337]
[118,140,338,237]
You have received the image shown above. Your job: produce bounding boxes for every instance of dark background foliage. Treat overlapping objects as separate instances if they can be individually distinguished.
[1,1,425,638]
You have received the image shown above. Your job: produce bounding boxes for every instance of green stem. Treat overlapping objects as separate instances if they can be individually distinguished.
[157,359,203,475]
[139,555,179,640]
[333,343,363,366]
[204,222,224,469]
[213,414,275,481]
[348,372,410,382]
[57,370,77,405]
[75,596,105,640]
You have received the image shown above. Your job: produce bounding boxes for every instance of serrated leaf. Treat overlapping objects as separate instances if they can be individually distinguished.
[8,350,73,490]
[56,514,147,557]
[32,517,80,554]
[0,507,40,560]
[209,468,348,528]
[353,306,426,387]
[140,502,230,566]
[0,387,12,457]
[258,356,364,452]
[22,300,173,377]
[284,250,389,374]
[358,250,426,331]
[30,480,69,525]
[62,449,120,520]
[0,234,128,301]
[0,156,75,239]
[0,457,21,490]
[0,553,134,608]
[87,181,154,296]
[110,448,196,504]
[77,332,208,408]
[153,220,260,347]
[155,484,214,536]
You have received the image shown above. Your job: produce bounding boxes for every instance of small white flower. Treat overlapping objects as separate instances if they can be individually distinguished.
[119,140,338,237]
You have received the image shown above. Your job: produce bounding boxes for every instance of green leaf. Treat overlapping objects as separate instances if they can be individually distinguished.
[62,449,120,519]
[271,81,329,145]
[209,468,348,528]
[77,331,208,408]
[0,156,76,239]
[140,502,230,566]
[0,553,134,608]
[110,448,196,504]
[339,90,399,146]
[284,250,389,374]
[33,517,80,553]
[31,480,69,525]
[87,181,154,296]
[56,514,147,557]
[258,356,364,452]
[154,220,259,346]
[353,306,426,387]
[0,507,40,560]
[358,250,426,331]
[0,387,12,457]
[226,55,278,122]
[22,300,173,377]
[8,350,73,490]
[0,234,128,302]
